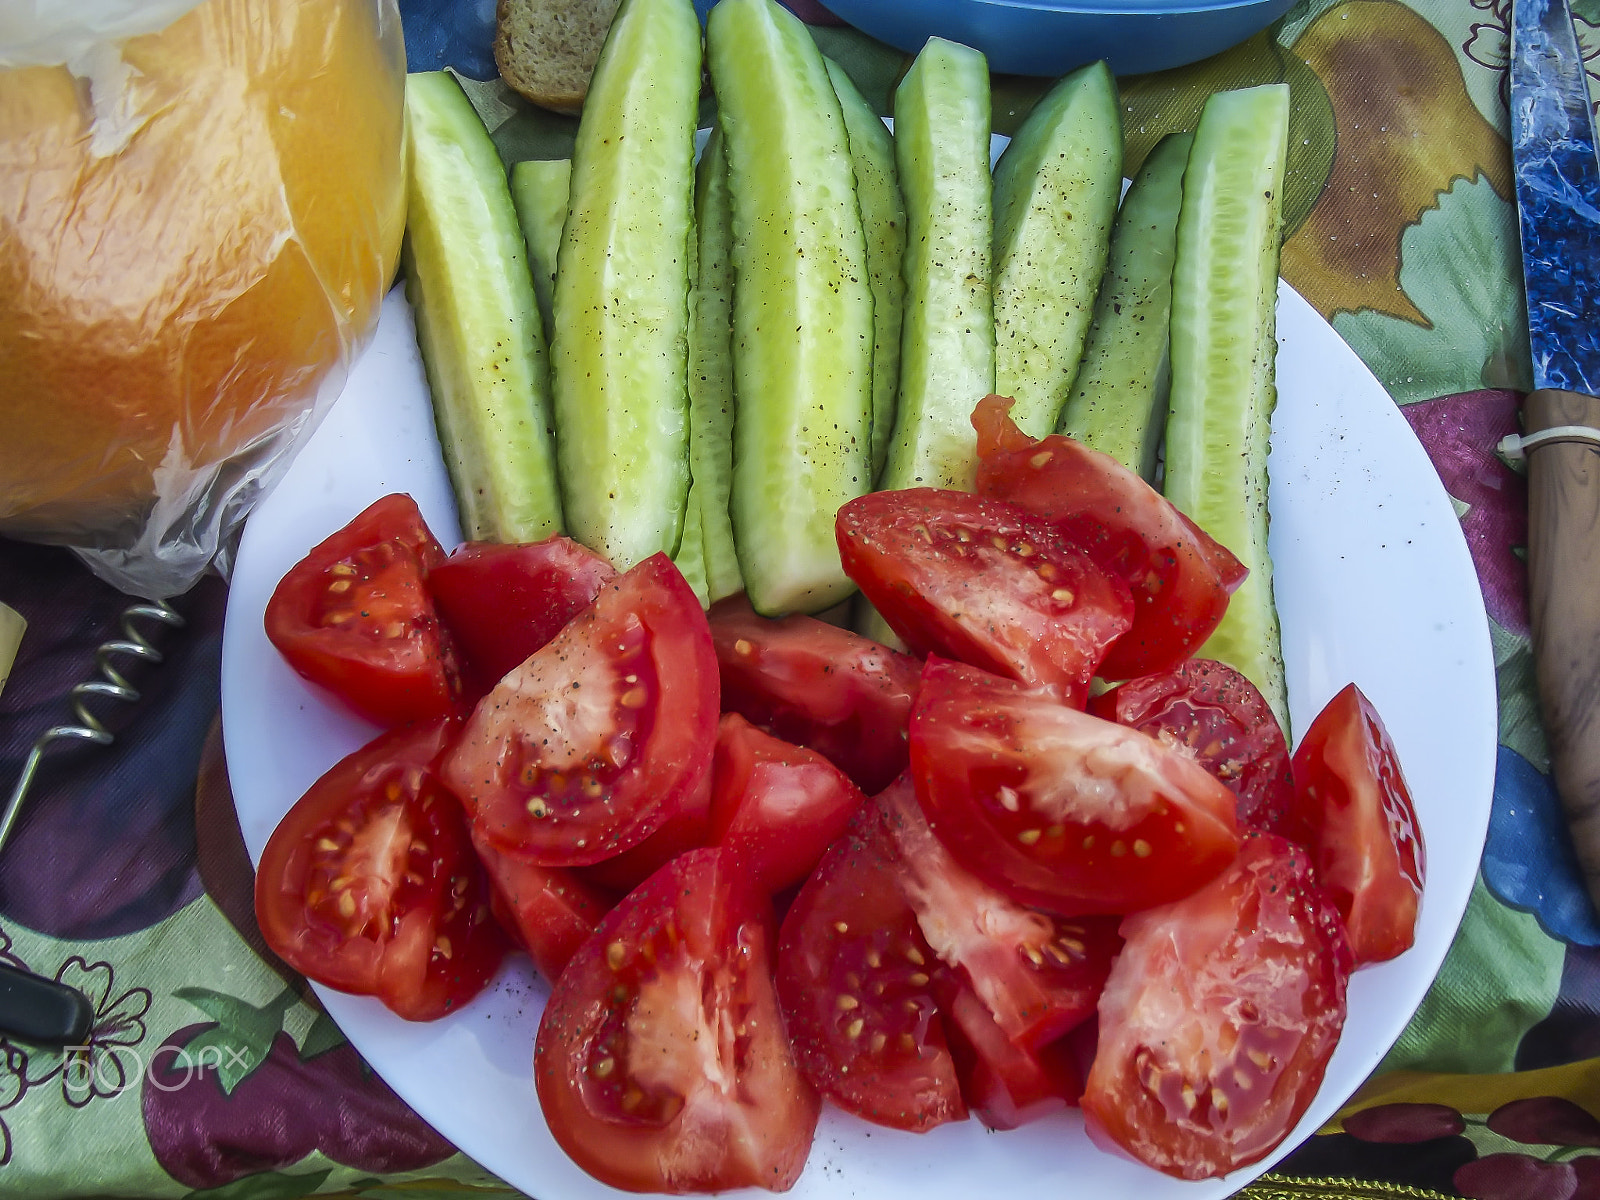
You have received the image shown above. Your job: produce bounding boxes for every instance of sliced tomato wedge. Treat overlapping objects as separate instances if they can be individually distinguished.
[264,493,463,726]
[442,553,719,867]
[254,718,507,1021]
[709,714,868,895]
[1091,658,1294,830]
[836,489,1133,707]
[910,658,1241,915]
[972,395,1246,681]
[1284,683,1425,965]
[534,848,819,1193]
[1082,829,1353,1180]
[941,982,1082,1131]
[776,807,966,1132]
[709,596,921,794]
[876,775,1120,1051]
[428,537,616,698]
[576,765,713,894]
[472,831,616,982]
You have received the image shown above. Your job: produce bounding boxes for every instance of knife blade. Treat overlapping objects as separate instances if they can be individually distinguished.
[1509,0,1600,910]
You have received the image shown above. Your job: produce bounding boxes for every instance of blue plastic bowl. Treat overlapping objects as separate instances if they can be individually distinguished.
[820,0,1297,77]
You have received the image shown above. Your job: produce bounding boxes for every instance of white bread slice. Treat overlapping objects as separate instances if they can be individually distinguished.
[494,0,623,113]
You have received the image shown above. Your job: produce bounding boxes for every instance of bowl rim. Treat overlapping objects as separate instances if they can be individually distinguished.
[824,0,1287,22]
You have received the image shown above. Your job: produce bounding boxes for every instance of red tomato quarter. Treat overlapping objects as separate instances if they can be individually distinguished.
[1082,830,1353,1180]
[972,395,1246,681]
[472,830,616,982]
[534,848,820,1193]
[836,489,1133,707]
[264,493,463,726]
[776,806,966,1132]
[442,553,718,867]
[1285,683,1426,965]
[709,596,921,794]
[910,659,1241,915]
[254,718,507,1021]
[709,714,868,895]
[941,982,1083,1131]
[1091,658,1294,830]
[428,537,616,699]
[876,775,1121,1052]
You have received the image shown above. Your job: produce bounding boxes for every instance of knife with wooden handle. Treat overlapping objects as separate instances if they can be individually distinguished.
[1510,0,1600,910]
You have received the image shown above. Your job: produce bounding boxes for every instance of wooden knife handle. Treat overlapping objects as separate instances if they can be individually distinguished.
[1525,387,1600,912]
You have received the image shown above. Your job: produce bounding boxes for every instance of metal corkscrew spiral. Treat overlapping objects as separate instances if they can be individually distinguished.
[0,600,186,855]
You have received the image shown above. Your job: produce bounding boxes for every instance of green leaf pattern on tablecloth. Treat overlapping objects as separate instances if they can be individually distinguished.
[1332,176,1532,406]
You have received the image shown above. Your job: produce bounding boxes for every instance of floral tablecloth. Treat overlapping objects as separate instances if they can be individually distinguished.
[2,0,1598,1196]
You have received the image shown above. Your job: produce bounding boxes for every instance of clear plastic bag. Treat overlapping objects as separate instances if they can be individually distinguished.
[0,0,407,598]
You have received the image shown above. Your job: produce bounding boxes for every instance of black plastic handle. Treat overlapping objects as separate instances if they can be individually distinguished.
[0,962,94,1046]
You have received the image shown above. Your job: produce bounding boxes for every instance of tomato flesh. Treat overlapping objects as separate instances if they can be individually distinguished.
[254,718,506,1020]
[428,537,617,699]
[876,775,1120,1052]
[910,658,1241,915]
[941,983,1082,1131]
[972,395,1246,681]
[1285,683,1425,964]
[709,596,921,794]
[776,806,966,1132]
[1082,830,1352,1179]
[472,830,616,982]
[1091,658,1294,830]
[442,553,718,867]
[836,489,1133,707]
[709,714,868,895]
[264,493,463,726]
[534,848,819,1193]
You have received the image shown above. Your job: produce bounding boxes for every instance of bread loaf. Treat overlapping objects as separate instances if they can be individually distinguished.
[494,0,622,112]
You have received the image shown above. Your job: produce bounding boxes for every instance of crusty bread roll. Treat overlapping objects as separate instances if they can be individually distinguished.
[494,0,622,113]
[0,0,406,565]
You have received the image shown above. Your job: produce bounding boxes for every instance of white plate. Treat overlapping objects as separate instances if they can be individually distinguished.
[221,280,1496,1198]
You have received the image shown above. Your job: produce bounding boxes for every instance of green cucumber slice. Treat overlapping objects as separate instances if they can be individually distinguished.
[708,0,874,614]
[509,157,571,348]
[1058,130,1192,482]
[991,61,1122,440]
[1163,84,1291,731]
[403,70,563,544]
[879,37,994,493]
[0,602,24,698]
[550,0,701,570]
[826,57,907,483]
[685,126,744,604]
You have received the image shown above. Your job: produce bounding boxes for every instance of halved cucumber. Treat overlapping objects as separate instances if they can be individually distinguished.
[1163,85,1291,731]
[550,0,701,570]
[403,71,563,543]
[508,157,571,346]
[709,0,874,614]
[826,57,907,484]
[991,61,1122,439]
[684,126,743,605]
[879,38,994,493]
[1058,130,1192,481]
[0,603,24,699]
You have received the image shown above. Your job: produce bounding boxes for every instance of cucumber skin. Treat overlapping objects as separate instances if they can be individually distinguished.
[685,127,744,605]
[1163,85,1291,732]
[879,38,995,494]
[991,61,1122,440]
[403,71,564,544]
[509,158,571,351]
[826,57,907,484]
[1058,130,1193,482]
[551,0,701,571]
[709,0,874,615]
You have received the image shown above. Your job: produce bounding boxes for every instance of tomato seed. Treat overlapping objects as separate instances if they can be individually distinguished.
[593,1056,616,1078]
[527,798,549,818]
[907,972,929,987]
[620,687,648,709]
[607,941,627,970]
[1018,828,1042,845]
[1133,839,1153,858]
[435,936,453,959]
[327,579,352,594]
[1051,588,1076,605]
[1023,944,1045,966]
[846,1018,865,1039]
[904,946,925,966]
[833,921,849,934]
[836,994,859,1010]
[1029,451,1053,469]
[1111,840,1127,857]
